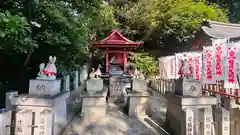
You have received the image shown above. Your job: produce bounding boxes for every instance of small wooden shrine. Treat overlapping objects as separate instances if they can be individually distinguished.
[89,29,142,73]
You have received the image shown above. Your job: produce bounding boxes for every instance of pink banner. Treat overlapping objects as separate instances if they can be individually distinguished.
[213,39,226,80]
[203,46,215,84]
[227,47,236,84]
[187,55,193,75]
[194,54,202,81]
[206,50,213,80]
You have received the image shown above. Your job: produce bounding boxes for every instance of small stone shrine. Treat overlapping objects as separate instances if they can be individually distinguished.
[11,56,70,135]
[166,59,217,135]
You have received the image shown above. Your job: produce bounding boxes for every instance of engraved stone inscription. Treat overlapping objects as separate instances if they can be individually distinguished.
[223,116,229,131]
[202,108,213,135]
[36,84,46,92]
[189,85,196,92]
[185,109,194,135]
[205,117,211,135]
[187,116,193,135]
[221,108,230,135]
[39,117,45,135]
[34,109,52,135]
[15,109,32,135]
[109,77,122,96]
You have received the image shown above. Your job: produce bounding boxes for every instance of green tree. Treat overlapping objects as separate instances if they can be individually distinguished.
[208,0,240,23]
[0,0,117,96]
[111,0,228,51]
[129,53,158,76]
[0,0,117,74]
[110,0,228,75]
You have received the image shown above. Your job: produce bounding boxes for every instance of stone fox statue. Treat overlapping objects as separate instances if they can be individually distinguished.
[38,63,46,77]
[37,56,57,80]
[43,56,57,76]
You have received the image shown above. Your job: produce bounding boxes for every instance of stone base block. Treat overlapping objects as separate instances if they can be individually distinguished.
[126,91,151,116]
[81,92,107,118]
[11,91,70,106]
[86,78,103,92]
[82,97,106,106]
[81,105,107,118]
[166,94,217,108]
[174,78,202,97]
[29,79,61,96]
[107,96,124,103]
[128,103,148,116]
[132,79,147,92]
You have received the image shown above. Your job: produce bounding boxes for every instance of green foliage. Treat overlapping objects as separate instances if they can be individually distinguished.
[110,0,228,75]
[129,53,158,76]
[209,0,240,23]
[111,0,228,49]
[0,11,35,53]
[0,0,117,75]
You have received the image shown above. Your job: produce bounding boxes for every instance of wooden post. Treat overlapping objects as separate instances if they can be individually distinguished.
[64,75,70,91]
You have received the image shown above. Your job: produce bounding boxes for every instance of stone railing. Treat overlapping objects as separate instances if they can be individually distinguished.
[0,64,89,135]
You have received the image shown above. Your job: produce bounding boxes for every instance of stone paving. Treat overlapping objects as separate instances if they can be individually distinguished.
[62,103,159,135]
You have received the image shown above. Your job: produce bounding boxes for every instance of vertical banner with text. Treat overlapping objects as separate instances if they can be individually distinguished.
[212,38,227,80]
[203,46,216,84]
[224,42,239,89]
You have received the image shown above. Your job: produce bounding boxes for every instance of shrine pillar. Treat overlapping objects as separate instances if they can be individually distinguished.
[123,53,127,72]
[106,52,109,72]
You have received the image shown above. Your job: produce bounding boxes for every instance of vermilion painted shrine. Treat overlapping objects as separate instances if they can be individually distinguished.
[89,29,142,72]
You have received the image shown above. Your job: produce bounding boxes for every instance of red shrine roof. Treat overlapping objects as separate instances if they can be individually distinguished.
[89,29,143,48]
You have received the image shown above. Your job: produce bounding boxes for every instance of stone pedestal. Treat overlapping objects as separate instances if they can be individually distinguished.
[132,79,147,92]
[11,91,70,135]
[29,79,61,96]
[81,91,107,120]
[0,109,11,135]
[126,91,151,116]
[86,78,103,92]
[166,94,217,135]
[175,78,202,97]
